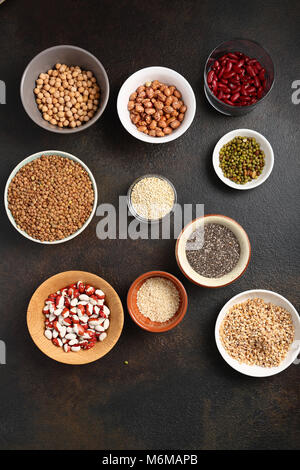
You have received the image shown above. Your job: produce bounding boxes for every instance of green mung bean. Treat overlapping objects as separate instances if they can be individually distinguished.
[219,136,265,184]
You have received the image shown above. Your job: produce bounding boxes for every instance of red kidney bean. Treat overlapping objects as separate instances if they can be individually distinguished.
[223,71,236,79]
[225,61,232,73]
[227,53,238,59]
[257,87,264,98]
[231,92,240,102]
[259,69,265,80]
[253,76,261,88]
[246,65,256,77]
[218,67,225,79]
[255,62,262,71]
[218,83,230,92]
[230,78,240,85]
[207,70,214,84]
[233,65,242,74]
[207,51,266,107]
[223,99,234,105]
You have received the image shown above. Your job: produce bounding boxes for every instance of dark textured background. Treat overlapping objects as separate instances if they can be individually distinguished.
[0,0,299,451]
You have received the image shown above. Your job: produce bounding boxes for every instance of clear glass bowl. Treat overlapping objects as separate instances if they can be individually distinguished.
[127,174,177,224]
[204,38,275,116]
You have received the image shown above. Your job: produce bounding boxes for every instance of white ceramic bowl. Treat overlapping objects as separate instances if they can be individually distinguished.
[4,150,98,244]
[117,66,196,144]
[212,129,274,190]
[176,215,251,288]
[215,290,300,377]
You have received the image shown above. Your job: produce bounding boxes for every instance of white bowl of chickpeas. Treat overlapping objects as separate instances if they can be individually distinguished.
[20,45,109,133]
[117,66,196,143]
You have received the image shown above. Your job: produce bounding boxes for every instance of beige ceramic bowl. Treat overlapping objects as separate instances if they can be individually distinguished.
[27,271,124,364]
[176,215,251,288]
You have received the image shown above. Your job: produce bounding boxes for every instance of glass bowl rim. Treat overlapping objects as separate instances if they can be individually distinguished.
[203,37,275,110]
[127,173,178,224]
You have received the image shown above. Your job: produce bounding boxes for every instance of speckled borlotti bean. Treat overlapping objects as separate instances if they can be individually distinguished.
[43,281,110,352]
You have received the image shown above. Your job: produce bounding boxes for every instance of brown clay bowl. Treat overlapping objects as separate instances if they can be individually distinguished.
[27,271,124,364]
[127,271,188,332]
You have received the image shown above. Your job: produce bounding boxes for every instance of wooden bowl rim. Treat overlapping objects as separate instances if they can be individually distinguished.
[27,270,124,364]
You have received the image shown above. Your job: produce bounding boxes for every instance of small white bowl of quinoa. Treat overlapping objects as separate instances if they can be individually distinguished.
[215,290,300,377]
[4,150,97,244]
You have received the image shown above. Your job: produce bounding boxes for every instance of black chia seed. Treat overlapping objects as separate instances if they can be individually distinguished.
[185,223,241,278]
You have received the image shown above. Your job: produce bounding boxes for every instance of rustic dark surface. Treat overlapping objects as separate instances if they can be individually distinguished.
[0,0,299,451]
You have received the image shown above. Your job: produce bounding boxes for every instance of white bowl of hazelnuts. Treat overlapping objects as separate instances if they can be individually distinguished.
[20,45,109,133]
[117,66,196,144]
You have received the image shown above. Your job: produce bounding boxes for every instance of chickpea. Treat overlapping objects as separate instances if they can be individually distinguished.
[34,64,100,128]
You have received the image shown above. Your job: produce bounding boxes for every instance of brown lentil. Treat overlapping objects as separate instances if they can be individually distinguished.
[7,154,94,242]
[128,80,187,137]
[34,64,100,129]
[220,298,294,367]
[186,223,240,278]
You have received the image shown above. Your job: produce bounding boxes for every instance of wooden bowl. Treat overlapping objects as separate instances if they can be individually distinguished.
[176,215,251,288]
[27,271,124,364]
[127,271,188,332]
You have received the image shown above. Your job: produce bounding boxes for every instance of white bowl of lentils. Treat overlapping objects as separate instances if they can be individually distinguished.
[117,66,196,143]
[215,290,300,377]
[4,150,98,244]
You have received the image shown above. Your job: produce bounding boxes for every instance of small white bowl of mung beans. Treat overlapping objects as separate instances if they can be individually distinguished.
[117,66,196,143]
[212,129,274,190]
[215,289,300,377]
[4,150,98,244]
[127,174,177,223]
